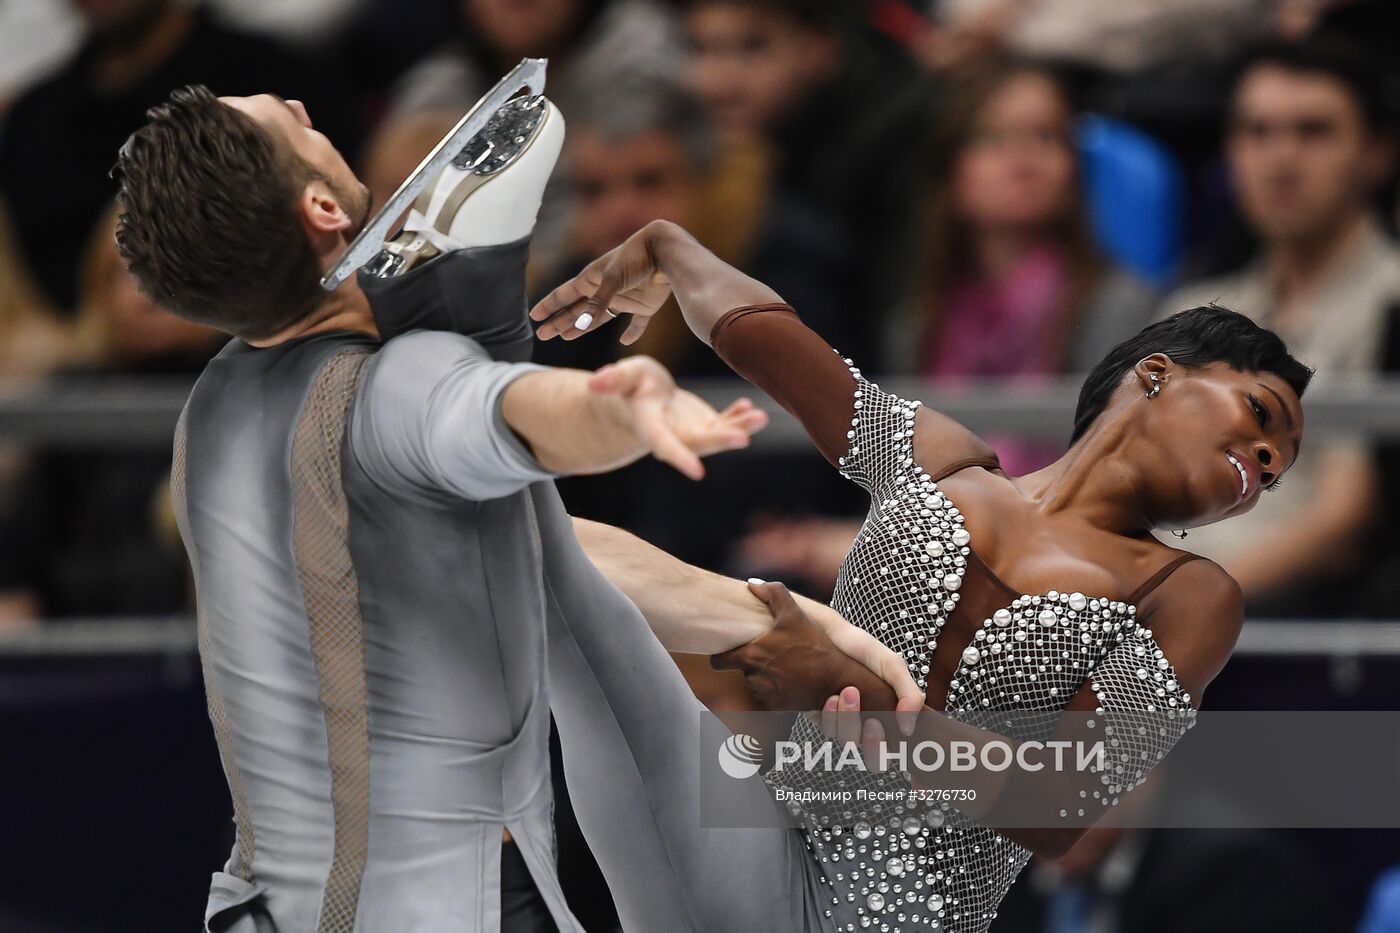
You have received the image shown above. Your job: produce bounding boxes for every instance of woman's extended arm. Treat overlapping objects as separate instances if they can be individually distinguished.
[532,220,994,476]
[533,221,859,464]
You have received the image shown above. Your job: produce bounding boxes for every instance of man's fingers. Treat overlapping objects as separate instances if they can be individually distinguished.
[723,407,770,437]
[836,685,861,746]
[896,695,925,738]
[587,361,632,395]
[827,624,924,711]
[633,397,705,480]
[719,398,769,436]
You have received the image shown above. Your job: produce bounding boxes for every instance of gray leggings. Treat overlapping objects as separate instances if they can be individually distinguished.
[530,482,823,933]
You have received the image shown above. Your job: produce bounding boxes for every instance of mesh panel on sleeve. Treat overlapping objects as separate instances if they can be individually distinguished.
[290,348,373,933]
[171,411,257,881]
[834,355,922,497]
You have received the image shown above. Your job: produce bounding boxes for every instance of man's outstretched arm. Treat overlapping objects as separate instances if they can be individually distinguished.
[353,332,765,501]
[503,356,763,481]
[573,517,923,710]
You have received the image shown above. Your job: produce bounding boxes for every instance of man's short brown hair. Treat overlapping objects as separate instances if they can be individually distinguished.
[114,84,323,339]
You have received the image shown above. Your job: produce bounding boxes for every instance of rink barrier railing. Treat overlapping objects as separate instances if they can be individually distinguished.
[0,618,1398,658]
[3,375,1400,446]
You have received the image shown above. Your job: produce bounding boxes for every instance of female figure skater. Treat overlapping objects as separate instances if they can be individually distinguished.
[532,219,1309,932]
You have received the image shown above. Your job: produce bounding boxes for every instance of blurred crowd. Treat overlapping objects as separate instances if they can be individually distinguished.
[5,0,1399,630]
[2,1,1400,930]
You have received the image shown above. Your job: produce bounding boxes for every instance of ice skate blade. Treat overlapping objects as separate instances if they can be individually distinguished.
[320,57,547,291]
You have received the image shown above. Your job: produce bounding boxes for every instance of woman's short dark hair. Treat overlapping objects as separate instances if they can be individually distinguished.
[1071,306,1313,442]
[114,84,324,340]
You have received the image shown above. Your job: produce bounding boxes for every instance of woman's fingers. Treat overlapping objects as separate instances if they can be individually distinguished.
[820,694,838,738]
[862,716,887,771]
[618,314,652,345]
[529,277,587,322]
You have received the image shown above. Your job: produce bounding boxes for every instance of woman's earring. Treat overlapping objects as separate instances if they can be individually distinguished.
[1171,529,1188,539]
[1145,373,1162,399]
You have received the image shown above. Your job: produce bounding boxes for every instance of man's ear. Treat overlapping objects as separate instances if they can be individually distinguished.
[298,179,352,242]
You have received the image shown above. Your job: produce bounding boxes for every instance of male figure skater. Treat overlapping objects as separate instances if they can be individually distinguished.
[114,85,915,932]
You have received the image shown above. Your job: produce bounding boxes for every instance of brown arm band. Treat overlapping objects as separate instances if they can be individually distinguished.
[709,303,858,467]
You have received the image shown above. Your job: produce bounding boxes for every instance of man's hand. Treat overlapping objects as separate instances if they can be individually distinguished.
[713,580,924,714]
[589,355,767,480]
[531,221,673,345]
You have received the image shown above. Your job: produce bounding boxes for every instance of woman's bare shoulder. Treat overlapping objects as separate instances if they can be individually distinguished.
[1138,555,1244,698]
[911,405,1002,479]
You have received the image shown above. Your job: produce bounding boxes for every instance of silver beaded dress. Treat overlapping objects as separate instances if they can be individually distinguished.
[708,305,1200,933]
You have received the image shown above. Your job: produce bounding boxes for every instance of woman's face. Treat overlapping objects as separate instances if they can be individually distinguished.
[1135,360,1304,528]
[952,73,1076,233]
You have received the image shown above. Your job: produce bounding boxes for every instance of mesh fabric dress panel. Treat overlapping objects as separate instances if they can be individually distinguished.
[767,360,1196,933]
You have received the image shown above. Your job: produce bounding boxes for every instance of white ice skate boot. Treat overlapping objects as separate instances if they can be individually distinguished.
[322,57,559,290]
[369,93,565,276]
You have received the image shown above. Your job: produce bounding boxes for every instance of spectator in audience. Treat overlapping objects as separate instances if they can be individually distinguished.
[0,207,221,627]
[542,78,851,373]
[678,0,934,361]
[0,0,354,312]
[0,199,73,617]
[1160,38,1398,615]
[902,60,1158,472]
[739,60,1157,595]
[0,200,70,380]
[365,0,682,277]
[921,0,1263,75]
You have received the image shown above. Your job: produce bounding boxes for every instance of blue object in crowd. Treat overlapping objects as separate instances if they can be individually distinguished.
[1077,114,1185,289]
[1045,879,1097,933]
[1359,866,1400,933]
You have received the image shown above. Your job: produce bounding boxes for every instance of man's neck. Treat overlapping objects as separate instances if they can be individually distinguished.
[90,3,193,94]
[248,286,379,349]
[1264,209,1370,315]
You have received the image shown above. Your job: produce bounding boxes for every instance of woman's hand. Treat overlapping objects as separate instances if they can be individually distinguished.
[531,221,676,345]
[716,581,925,715]
[817,687,898,772]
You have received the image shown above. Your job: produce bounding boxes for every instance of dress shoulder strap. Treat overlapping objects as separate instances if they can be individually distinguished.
[929,456,1003,483]
[1127,553,1205,606]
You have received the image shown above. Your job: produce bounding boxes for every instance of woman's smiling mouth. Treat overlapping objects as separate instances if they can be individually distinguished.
[1225,450,1253,501]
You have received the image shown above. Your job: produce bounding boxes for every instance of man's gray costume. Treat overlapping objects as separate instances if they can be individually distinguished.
[179,64,825,930]
[176,237,583,932]
[179,233,824,931]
